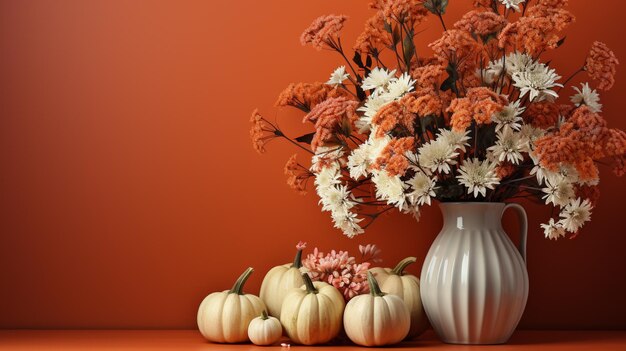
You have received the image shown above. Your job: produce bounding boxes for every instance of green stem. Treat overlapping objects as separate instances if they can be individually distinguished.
[261,310,269,320]
[301,273,318,294]
[292,248,303,269]
[229,267,254,295]
[367,271,385,297]
[391,257,417,276]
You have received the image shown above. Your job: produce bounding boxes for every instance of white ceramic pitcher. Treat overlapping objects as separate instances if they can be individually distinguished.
[420,202,529,344]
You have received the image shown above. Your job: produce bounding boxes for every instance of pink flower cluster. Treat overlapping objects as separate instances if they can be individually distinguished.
[302,244,381,301]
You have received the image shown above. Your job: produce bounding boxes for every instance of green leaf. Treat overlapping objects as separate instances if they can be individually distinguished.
[365,55,373,68]
[383,21,393,34]
[392,26,401,46]
[353,52,364,69]
[295,132,316,144]
[440,62,459,96]
[423,0,448,15]
[402,29,415,66]
[556,36,566,48]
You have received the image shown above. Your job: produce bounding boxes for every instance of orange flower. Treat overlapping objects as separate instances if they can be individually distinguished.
[354,12,392,53]
[300,14,348,50]
[374,137,415,175]
[250,109,279,154]
[523,101,561,129]
[534,107,626,181]
[447,87,507,131]
[382,0,428,25]
[276,82,345,112]
[526,0,575,32]
[410,64,445,90]
[495,162,516,179]
[454,10,507,38]
[304,97,358,151]
[498,17,560,56]
[406,88,444,117]
[429,29,481,73]
[585,41,619,91]
[284,154,313,195]
[372,99,416,137]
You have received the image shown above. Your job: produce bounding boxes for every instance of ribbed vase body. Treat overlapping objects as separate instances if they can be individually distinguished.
[420,203,529,344]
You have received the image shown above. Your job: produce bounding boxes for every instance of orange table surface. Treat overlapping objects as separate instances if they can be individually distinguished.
[1,330,626,350]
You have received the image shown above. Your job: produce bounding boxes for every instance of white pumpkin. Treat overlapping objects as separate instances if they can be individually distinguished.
[280,273,345,345]
[248,310,283,346]
[259,246,305,317]
[343,271,410,346]
[197,267,266,343]
[370,256,429,338]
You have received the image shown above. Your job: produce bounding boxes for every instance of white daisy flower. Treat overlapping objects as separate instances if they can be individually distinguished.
[325,66,350,87]
[505,52,537,75]
[492,100,525,132]
[372,170,407,208]
[437,129,471,153]
[487,127,525,164]
[542,174,575,207]
[500,0,526,12]
[366,134,391,164]
[512,64,563,102]
[347,144,371,180]
[318,184,356,215]
[571,82,602,113]
[356,92,393,132]
[541,218,566,240]
[406,172,438,206]
[529,151,550,185]
[519,124,546,152]
[332,211,364,238]
[384,72,415,100]
[478,67,500,85]
[361,67,396,91]
[418,139,459,174]
[559,198,593,233]
[314,164,342,190]
[457,158,500,198]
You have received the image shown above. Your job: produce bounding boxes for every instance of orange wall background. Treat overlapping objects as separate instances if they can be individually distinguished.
[1,0,625,329]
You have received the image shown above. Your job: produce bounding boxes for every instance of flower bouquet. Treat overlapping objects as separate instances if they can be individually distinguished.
[251,0,624,240]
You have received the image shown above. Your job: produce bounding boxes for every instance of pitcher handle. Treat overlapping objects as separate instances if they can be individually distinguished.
[503,203,527,264]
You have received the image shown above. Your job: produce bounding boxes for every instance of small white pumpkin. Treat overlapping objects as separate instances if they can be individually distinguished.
[197,267,266,343]
[370,257,429,338]
[248,310,283,346]
[280,273,345,345]
[259,246,305,317]
[343,271,410,346]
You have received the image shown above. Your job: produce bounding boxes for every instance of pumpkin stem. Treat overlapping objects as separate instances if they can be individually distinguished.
[261,310,269,320]
[292,248,303,269]
[391,256,417,276]
[367,271,385,297]
[301,273,318,294]
[229,267,254,295]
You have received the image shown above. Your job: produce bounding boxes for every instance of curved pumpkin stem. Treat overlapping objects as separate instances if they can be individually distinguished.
[301,273,318,294]
[292,248,303,269]
[367,271,385,297]
[391,256,417,276]
[229,267,254,295]
[261,310,269,320]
